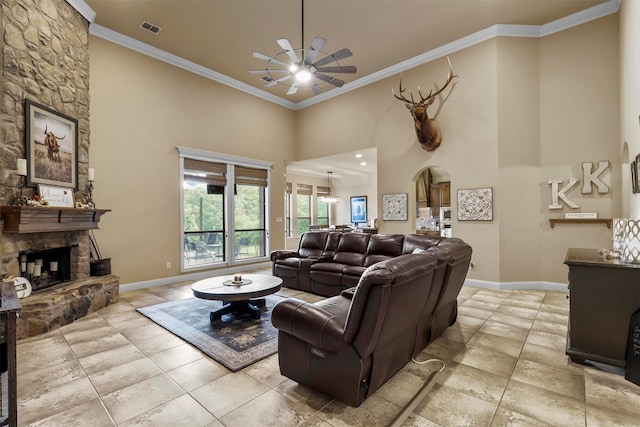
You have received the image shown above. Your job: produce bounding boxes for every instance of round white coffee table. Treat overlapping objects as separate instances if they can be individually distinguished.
[191,274,282,322]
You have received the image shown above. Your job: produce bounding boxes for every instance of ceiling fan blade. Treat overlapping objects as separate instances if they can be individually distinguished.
[264,74,293,87]
[304,37,326,65]
[315,65,357,74]
[277,38,300,64]
[249,69,290,74]
[287,82,299,95]
[312,48,353,68]
[252,51,290,67]
[315,73,345,87]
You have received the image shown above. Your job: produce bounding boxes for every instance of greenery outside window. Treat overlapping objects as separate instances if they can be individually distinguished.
[296,183,312,236]
[317,185,330,227]
[178,147,271,271]
[285,182,292,238]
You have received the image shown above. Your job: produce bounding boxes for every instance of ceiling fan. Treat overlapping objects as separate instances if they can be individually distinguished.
[250,1,357,95]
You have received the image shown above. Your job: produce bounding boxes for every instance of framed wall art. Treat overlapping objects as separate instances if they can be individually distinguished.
[632,160,638,194]
[457,187,493,221]
[38,184,75,207]
[635,153,640,194]
[382,193,408,221]
[350,196,367,224]
[25,99,79,190]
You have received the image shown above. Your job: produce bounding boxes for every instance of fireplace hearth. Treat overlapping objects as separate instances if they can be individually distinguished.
[0,207,117,339]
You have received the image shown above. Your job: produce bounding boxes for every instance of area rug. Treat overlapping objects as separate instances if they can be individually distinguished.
[136,295,283,371]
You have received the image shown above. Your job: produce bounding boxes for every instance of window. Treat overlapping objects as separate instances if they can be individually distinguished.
[234,166,268,259]
[317,185,330,227]
[285,182,292,238]
[183,159,225,267]
[296,183,312,236]
[178,147,271,271]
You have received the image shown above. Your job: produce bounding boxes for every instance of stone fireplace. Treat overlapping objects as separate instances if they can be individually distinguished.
[0,0,119,339]
[0,208,119,339]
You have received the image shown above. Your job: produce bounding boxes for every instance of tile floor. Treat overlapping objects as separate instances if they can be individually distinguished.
[16,270,640,426]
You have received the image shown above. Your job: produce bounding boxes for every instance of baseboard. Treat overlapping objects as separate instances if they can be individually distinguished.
[464,279,568,292]
[120,261,272,292]
[122,269,568,293]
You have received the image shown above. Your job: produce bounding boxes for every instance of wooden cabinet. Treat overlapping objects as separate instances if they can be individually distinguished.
[564,248,640,368]
[439,182,450,206]
[428,181,451,213]
[0,281,21,426]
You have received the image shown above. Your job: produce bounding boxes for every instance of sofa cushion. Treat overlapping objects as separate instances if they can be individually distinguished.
[402,234,442,254]
[333,233,370,266]
[364,234,404,267]
[298,232,329,258]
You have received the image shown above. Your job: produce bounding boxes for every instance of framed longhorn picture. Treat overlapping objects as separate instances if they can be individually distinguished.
[25,99,79,190]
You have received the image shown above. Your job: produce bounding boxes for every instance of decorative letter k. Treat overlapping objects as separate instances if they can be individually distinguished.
[548,179,579,209]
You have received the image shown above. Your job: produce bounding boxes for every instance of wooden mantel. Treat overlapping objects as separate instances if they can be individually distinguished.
[0,206,110,233]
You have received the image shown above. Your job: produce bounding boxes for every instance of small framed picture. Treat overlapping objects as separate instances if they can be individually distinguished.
[38,184,75,207]
[635,154,640,194]
[631,160,638,194]
[382,193,408,221]
[350,196,367,224]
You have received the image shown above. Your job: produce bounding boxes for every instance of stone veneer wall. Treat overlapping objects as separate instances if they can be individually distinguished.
[1,0,120,337]
[1,0,92,276]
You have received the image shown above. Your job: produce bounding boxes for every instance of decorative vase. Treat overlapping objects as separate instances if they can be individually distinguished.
[613,218,628,253]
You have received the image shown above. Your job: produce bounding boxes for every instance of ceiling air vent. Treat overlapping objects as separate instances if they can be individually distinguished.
[261,75,274,83]
[140,21,161,34]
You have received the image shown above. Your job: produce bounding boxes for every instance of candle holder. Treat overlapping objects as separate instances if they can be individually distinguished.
[13,175,27,206]
[86,180,95,208]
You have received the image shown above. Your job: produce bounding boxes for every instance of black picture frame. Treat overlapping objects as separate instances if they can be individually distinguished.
[25,99,78,190]
[350,196,367,224]
[635,154,640,195]
[632,160,638,194]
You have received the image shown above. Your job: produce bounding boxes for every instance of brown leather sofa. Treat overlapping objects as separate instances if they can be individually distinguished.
[271,231,461,297]
[271,234,472,406]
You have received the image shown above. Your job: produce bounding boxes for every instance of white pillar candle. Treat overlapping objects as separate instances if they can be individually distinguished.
[50,261,58,272]
[26,262,34,274]
[17,158,27,176]
[35,259,43,266]
[88,168,95,181]
[20,255,27,262]
[21,262,27,272]
[33,264,41,277]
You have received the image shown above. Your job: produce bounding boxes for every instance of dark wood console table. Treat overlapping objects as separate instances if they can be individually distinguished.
[0,281,21,426]
[564,248,640,368]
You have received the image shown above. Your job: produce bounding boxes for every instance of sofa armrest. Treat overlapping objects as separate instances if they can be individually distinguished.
[271,298,348,352]
[270,250,299,262]
[340,287,357,299]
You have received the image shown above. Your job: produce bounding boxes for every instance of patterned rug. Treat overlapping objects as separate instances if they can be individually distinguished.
[137,295,282,371]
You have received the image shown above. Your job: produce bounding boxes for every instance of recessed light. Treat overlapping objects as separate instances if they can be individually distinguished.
[355,153,363,158]
[360,162,367,166]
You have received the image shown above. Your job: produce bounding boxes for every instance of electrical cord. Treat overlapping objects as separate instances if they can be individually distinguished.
[388,358,446,427]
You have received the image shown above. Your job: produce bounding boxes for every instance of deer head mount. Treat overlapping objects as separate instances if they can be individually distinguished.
[393,57,458,151]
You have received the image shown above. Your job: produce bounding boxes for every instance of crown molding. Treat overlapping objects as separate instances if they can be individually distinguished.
[74,0,620,111]
[65,0,96,23]
[89,24,297,110]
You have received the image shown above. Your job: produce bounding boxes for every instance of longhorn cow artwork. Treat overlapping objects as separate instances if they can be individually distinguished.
[25,99,78,189]
[44,124,65,162]
[393,57,458,151]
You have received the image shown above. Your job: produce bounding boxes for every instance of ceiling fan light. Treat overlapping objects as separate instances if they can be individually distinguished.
[295,67,312,82]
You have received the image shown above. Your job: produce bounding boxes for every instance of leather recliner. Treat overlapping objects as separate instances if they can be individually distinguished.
[272,253,442,407]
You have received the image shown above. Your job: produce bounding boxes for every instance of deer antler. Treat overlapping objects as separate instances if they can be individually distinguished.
[393,57,458,106]
[392,77,413,104]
